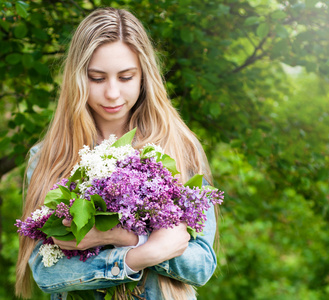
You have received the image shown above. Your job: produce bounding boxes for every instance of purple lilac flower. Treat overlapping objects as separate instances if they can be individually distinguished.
[15,208,53,244]
[62,246,102,261]
[55,202,73,220]
[51,178,76,191]
[84,153,223,235]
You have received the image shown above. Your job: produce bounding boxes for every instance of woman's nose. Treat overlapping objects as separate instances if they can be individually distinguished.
[105,81,120,100]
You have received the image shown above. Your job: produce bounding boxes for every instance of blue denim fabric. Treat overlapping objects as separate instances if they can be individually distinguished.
[27,145,217,299]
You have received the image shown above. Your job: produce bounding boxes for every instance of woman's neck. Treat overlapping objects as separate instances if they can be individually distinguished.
[95,120,128,144]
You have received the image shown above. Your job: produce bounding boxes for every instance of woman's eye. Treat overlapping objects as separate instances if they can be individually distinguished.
[120,76,133,82]
[89,77,104,83]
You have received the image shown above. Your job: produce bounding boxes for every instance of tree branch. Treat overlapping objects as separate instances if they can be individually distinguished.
[231,35,269,73]
[0,155,17,179]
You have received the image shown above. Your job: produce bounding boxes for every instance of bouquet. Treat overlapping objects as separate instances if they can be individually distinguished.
[16,128,224,299]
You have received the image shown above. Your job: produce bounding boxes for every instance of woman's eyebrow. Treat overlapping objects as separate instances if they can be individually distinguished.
[118,67,138,74]
[87,67,138,74]
[87,68,106,74]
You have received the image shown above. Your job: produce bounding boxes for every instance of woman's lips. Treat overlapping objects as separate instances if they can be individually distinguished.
[102,104,124,113]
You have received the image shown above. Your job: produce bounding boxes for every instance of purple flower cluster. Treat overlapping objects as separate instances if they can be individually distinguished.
[15,188,99,262]
[55,201,74,220]
[84,152,223,235]
[51,178,76,191]
[61,247,101,261]
[15,211,53,244]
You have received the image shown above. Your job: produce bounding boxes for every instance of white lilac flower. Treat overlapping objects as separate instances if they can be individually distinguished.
[78,181,90,194]
[75,137,135,182]
[38,244,64,267]
[31,206,51,222]
[70,164,80,177]
[141,143,165,159]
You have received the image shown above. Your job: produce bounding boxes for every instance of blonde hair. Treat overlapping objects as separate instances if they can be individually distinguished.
[16,7,215,299]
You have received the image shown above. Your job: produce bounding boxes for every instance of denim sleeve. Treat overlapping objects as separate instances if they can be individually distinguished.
[149,178,218,286]
[27,144,43,185]
[29,243,143,293]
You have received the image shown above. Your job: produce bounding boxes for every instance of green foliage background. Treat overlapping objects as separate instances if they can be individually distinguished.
[1,0,329,299]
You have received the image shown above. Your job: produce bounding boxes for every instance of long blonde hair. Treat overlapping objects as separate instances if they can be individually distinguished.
[16,7,214,299]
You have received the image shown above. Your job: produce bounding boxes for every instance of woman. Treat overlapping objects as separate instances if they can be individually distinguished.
[16,7,218,300]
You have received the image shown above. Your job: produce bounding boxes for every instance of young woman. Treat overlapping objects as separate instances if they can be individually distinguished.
[16,7,218,300]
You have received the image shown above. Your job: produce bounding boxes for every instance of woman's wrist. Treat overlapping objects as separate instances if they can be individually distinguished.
[125,242,160,271]
[103,227,139,247]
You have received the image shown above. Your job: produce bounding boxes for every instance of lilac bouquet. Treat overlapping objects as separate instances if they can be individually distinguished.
[16,128,224,269]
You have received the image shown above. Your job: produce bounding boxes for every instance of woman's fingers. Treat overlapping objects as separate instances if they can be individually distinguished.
[62,219,72,227]
[52,225,139,250]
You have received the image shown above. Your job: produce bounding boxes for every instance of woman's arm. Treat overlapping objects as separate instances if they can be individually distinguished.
[126,203,217,286]
[29,240,143,293]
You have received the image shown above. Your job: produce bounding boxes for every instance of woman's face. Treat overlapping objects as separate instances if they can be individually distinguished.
[87,41,142,136]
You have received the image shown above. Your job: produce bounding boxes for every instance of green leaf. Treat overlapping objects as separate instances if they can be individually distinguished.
[14,23,28,38]
[0,137,11,151]
[67,290,95,300]
[70,167,83,182]
[305,0,318,8]
[275,24,289,38]
[44,189,64,209]
[111,128,136,148]
[141,145,155,158]
[209,102,221,118]
[16,1,28,18]
[203,185,217,191]
[180,28,194,43]
[184,174,203,188]
[52,232,75,241]
[0,20,10,32]
[58,185,72,200]
[217,4,230,16]
[271,10,287,20]
[244,16,260,26]
[257,148,272,157]
[256,23,270,39]
[40,214,67,237]
[90,194,107,211]
[187,226,198,239]
[105,288,115,300]
[32,27,49,41]
[159,154,180,176]
[5,53,21,65]
[191,86,203,100]
[95,214,120,231]
[71,216,95,245]
[14,113,25,125]
[126,281,139,292]
[230,139,243,148]
[95,211,122,217]
[22,54,34,68]
[33,61,49,75]
[70,198,95,232]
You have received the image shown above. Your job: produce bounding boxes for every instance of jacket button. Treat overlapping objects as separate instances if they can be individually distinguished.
[111,262,120,276]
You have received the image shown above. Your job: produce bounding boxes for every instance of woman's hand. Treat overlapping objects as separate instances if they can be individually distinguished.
[125,223,190,272]
[52,219,139,250]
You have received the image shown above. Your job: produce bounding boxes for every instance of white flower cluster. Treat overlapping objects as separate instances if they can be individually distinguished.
[71,135,136,193]
[31,206,51,222]
[141,143,165,159]
[39,244,65,267]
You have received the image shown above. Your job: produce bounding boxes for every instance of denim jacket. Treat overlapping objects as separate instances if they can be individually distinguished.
[27,146,217,299]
